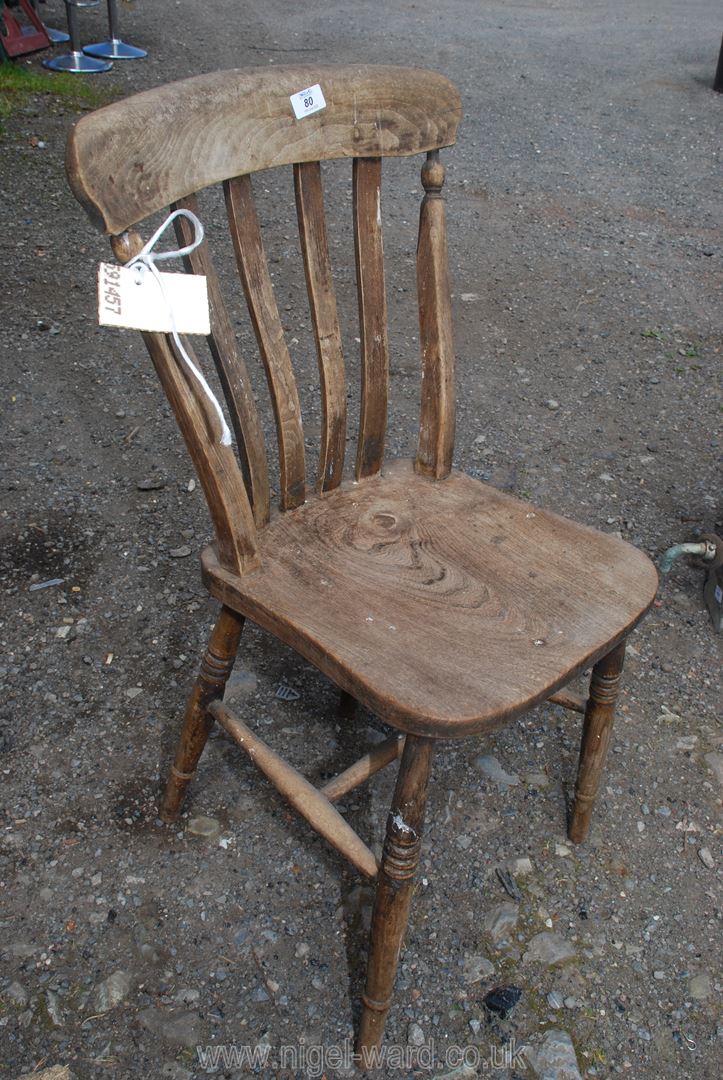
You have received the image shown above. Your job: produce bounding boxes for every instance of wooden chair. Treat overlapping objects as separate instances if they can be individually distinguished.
[66,66,658,1062]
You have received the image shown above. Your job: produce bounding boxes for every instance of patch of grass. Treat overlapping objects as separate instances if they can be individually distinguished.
[0,60,115,136]
[583,1045,608,1066]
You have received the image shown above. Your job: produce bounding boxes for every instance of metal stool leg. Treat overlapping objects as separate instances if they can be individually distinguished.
[43,1,113,72]
[83,0,146,59]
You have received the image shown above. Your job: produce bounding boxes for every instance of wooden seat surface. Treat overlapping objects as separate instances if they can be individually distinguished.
[203,459,658,737]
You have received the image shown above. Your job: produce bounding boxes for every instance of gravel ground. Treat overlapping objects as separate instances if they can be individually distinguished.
[1,1,721,1078]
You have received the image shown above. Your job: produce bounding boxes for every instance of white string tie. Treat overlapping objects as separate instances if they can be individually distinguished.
[127,209,232,446]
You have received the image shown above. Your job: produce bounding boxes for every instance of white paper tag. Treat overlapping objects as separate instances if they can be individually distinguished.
[97,262,210,335]
[290,83,326,120]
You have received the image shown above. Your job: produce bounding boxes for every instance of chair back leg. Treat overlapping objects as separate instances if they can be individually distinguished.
[160,606,244,822]
[568,639,626,843]
[357,734,435,1064]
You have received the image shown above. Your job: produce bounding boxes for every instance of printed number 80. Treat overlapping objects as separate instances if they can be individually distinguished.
[303,95,313,108]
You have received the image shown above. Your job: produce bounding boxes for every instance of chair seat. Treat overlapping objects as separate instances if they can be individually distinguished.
[202,459,658,737]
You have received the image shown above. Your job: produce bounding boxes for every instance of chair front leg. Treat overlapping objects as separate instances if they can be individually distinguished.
[159,605,244,823]
[357,734,435,1066]
[568,639,626,844]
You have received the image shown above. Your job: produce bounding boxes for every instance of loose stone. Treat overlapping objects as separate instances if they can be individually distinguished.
[187,816,221,839]
[90,970,133,1012]
[407,1022,425,1046]
[168,546,192,558]
[689,973,711,1000]
[45,991,64,1027]
[475,754,520,789]
[510,856,534,876]
[138,1007,202,1047]
[523,932,576,967]
[1,980,29,1007]
[525,1029,582,1080]
[483,985,522,1018]
[484,901,519,946]
[462,953,495,984]
[698,847,714,869]
[704,751,723,787]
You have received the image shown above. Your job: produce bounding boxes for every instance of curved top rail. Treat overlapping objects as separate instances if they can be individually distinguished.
[66,65,462,235]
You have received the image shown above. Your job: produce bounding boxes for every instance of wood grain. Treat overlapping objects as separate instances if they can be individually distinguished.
[160,606,244,822]
[415,151,455,479]
[358,735,434,1059]
[201,459,658,737]
[210,700,378,879]
[321,734,405,803]
[225,174,306,511]
[548,688,586,713]
[110,231,259,576]
[353,157,389,479]
[144,331,261,573]
[568,640,626,843]
[64,66,664,1065]
[172,194,270,526]
[294,161,347,492]
[66,66,462,235]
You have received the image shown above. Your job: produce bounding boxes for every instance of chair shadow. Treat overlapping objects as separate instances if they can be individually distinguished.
[309,701,389,1033]
[205,653,389,1035]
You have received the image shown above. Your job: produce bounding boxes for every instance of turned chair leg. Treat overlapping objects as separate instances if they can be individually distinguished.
[568,639,626,844]
[357,734,435,1065]
[159,605,245,823]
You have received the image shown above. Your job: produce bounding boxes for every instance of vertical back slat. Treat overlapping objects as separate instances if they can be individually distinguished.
[224,174,306,511]
[352,157,389,480]
[172,194,271,527]
[145,332,259,574]
[415,150,455,479]
[294,162,347,492]
[110,230,258,574]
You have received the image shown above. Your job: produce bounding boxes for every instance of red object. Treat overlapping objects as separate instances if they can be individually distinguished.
[1,0,51,57]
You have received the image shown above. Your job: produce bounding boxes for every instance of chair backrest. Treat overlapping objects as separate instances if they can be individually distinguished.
[66,66,463,576]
